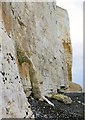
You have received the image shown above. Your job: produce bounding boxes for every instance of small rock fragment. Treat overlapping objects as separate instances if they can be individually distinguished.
[51,94,72,104]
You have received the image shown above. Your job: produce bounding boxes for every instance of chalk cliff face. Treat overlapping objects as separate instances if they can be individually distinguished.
[4,2,71,96]
[55,7,72,82]
[0,2,82,118]
[1,3,33,118]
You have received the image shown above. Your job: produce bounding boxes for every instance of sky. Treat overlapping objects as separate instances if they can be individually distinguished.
[56,0,83,88]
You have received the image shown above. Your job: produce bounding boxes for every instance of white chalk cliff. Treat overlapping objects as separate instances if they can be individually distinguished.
[0,2,82,118]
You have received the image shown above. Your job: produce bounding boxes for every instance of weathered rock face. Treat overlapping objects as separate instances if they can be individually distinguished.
[2,2,72,97]
[1,2,73,96]
[1,1,82,118]
[55,6,72,82]
[1,3,33,118]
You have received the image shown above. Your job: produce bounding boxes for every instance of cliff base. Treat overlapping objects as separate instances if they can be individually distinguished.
[28,93,85,120]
